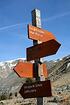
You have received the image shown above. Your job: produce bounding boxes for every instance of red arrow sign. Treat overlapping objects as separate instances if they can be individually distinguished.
[26,39,61,61]
[19,80,52,98]
[28,24,56,42]
[13,62,33,78]
[13,61,48,78]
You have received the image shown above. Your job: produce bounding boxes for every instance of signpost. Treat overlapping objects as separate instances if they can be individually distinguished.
[26,9,60,105]
[27,39,61,61]
[19,80,52,98]
[28,24,56,42]
[12,9,61,105]
[13,61,48,78]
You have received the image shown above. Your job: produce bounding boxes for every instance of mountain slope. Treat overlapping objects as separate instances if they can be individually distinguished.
[0,58,26,94]
[0,55,70,99]
[48,55,70,83]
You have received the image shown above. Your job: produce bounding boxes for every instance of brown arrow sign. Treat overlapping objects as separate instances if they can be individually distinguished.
[19,80,52,98]
[13,61,48,78]
[26,39,61,61]
[28,24,56,42]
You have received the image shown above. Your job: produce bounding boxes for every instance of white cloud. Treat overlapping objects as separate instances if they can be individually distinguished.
[43,11,70,22]
[0,23,24,31]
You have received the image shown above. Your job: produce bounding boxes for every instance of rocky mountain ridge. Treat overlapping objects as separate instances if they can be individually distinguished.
[0,55,70,96]
[48,55,70,82]
[0,55,70,105]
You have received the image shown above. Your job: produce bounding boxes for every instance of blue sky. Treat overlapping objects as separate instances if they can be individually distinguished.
[0,0,70,61]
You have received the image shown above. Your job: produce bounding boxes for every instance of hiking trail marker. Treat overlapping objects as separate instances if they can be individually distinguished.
[27,39,61,61]
[19,80,52,99]
[28,24,56,42]
[13,9,61,105]
[13,61,48,78]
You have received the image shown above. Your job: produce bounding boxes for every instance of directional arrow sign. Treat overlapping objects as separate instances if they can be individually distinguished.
[13,62,33,78]
[28,24,56,42]
[26,39,61,61]
[19,80,52,98]
[13,61,48,78]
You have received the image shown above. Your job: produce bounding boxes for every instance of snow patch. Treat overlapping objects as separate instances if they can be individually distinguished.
[67,63,70,69]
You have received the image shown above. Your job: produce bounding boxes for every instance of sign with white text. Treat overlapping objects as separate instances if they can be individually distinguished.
[28,24,56,42]
[19,80,52,98]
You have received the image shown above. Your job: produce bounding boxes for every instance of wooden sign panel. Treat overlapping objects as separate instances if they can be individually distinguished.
[41,63,48,78]
[26,39,61,61]
[13,62,48,78]
[19,80,52,98]
[28,24,56,42]
[13,62,33,78]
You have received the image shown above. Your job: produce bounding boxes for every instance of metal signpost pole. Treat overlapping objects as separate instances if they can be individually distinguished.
[31,9,45,105]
